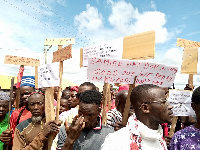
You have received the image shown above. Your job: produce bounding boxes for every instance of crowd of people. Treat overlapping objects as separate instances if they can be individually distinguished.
[0,76,199,150]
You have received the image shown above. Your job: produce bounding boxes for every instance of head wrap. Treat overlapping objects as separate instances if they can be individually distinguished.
[20,76,35,88]
[70,86,79,92]
[0,91,10,101]
[118,84,129,92]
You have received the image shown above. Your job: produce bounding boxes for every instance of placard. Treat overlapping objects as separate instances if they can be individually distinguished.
[181,48,198,74]
[82,38,123,67]
[52,45,72,62]
[177,38,200,48]
[168,89,195,116]
[44,38,75,46]
[38,63,60,88]
[123,30,155,60]
[87,57,178,87]
[4,55,40,66]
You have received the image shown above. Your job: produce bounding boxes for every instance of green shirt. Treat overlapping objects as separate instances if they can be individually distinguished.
[0,114,9,150]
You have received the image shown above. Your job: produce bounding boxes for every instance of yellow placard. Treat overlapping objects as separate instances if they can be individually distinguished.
[181,48,198,74]
[177,38,200,48]
[123,30,155,60]
[44,38,75,46]
[4,55,40,66]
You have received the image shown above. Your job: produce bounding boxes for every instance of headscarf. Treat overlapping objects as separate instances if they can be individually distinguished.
[0,91,10,101]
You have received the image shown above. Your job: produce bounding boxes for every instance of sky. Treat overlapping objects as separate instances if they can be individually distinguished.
[0,0,200,89]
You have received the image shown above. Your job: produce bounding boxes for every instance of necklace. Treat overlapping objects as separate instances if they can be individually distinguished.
[26,121,44,134]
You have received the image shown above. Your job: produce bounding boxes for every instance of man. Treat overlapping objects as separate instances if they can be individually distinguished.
[107,90,128,128]
[57,90,114,150]
[13,89,60,149]
[9,76,35,144]
[101,84,173,150]
[169,86,200,150]
[59,82,97,124]
[0,91,11,150]
[51,82,97,150]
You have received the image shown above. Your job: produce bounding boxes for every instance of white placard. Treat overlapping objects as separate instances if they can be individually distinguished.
[83,38,123,67]
[38,62,60,88]
[87,57,178,87]
[168,89,195,116]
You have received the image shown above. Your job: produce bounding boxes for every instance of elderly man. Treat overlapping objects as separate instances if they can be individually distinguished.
[13,89,60,149]
[57,90,114,150]
[169,86,200,150]
[0,92,11,149]
[101,84,173,150]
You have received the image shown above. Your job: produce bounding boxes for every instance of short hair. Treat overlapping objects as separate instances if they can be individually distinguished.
[130,84,160,109]
[192,86,200,104]
[79,90,102,106]
[116,90,128,103]
[79,82,96,90]
[61,95,70,100]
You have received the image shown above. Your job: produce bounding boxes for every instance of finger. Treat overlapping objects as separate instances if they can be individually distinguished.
[76,115,84,124]
[71,115,79,125]
[79,116,84,125]
[81,121,85,129]
[65,120,69,132]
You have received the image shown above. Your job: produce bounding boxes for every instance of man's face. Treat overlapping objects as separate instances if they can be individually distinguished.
[147,88,173,124]
[28,94,45,118]
[0,100,9,118]
[78,102,101,130]
[20,86,34,106]
[59,99,69,114]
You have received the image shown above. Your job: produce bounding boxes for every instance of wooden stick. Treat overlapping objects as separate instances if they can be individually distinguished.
[102,83,109,125]
[45,87,55,150]
[56,60,63,121]
[35,66,38,89]
[8,77,14,129]
[122,76,137,125]
[107,84,111,111]
[169,116,178,137]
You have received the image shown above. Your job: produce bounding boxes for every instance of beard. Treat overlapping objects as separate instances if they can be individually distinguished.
[32,116,42,123]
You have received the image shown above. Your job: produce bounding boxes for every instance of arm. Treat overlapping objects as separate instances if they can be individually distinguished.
[13,121,60,150]
[62,115,85,150]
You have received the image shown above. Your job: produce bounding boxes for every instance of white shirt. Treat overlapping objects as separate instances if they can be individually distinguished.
[101,120,167,150]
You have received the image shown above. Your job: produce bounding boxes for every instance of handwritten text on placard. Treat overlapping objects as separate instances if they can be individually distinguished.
[38,63,60,88]
[168,90,195,116]
[87,57,178,87]
[4,55,40,66]
[83,38,123,67]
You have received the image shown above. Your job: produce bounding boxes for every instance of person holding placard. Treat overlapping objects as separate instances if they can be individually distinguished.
[169,86,200,150]
[12,89,61,149]
[101,84,173,150]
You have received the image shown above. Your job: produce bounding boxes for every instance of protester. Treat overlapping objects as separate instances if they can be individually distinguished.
[12,89,60,149]
[61,89,71,98]
[107,90,128,128]
[51,82,97,150]
[59,82,97,124]
[101,84,173,150]
[10,76,35,143]
[57,90,114,149]
[0,91,12,149]
[169,86,200,150]
[59,96,70,115]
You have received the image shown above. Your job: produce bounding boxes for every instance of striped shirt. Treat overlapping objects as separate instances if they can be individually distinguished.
[107,108,122,127]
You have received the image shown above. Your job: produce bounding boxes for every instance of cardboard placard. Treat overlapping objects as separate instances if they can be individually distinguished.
[44,38,75,46]
[181,48,198,74]
[38,63,60,88]
[168,89,195,116]
[123,30,155,60]
[4,55,40,66]
[87,57,178,87]
[52,45,72,62]
[177,38,200,48]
